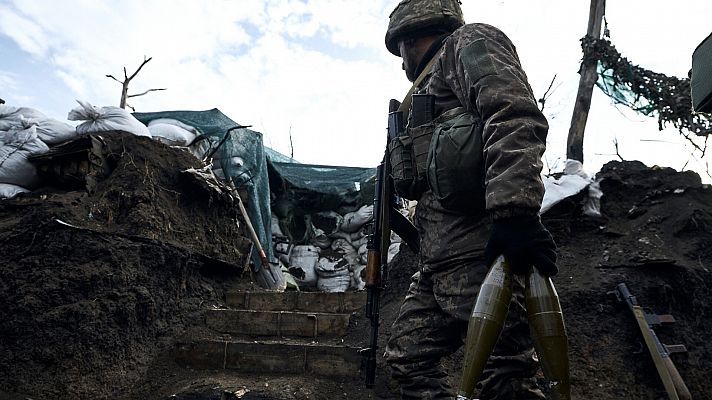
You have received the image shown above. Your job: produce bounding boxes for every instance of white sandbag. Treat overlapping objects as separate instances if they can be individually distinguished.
[358,243,368,265]
[274,242,291,254]
[288,245,320,287]
[0,183,29,199]
[350,227,367,242]
[68,100,151,137]
[0,105,18,118]
[0,105,44,131]
[329,229,352,242]
[331,238,360,269]
[147,123,196,146]
[312,211,344,235]
[18,115,77,145]
[330,238,355,253]
[340,205,373,233]
[317,274,351,293]
[584,180,603,218]
[215,156,244,169]
[310,227,332,249]
[0,126,49,188]
[274,241,292,266]
[351,264,366,291]
[387,242,401,264]
[315,255,350,278]
[350,232,369,249]
[541,160,592,214]
[148,118,199,134]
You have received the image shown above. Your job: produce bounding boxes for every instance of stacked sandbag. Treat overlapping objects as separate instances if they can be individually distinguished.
[288,245,320,288]
[0,183,29,199]
[340,205,373,233]
[271,203,399,293]
[0,105,77,145]
[0,125,50,195]
[147,118,198,146]
[68,100,151,137]
[315,250,351,292]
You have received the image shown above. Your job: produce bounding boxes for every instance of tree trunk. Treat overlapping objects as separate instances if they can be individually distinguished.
[566,0,606,163]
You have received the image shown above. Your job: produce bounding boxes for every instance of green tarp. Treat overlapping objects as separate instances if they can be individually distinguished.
[133,108,274,269]
[133,108,378,270]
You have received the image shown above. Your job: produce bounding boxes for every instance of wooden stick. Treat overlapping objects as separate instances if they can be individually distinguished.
[566,0,606,163]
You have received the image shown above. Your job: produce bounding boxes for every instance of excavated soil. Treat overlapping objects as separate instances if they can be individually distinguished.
[0,133,256,399]
[2,138,712,400]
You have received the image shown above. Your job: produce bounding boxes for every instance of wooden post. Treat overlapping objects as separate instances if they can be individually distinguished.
[566,0,606,163]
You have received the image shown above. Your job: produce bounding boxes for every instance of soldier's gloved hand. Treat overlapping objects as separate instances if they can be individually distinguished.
[484,215,558,276]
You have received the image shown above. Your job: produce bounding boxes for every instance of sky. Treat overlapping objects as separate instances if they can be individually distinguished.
[1,0,711,182]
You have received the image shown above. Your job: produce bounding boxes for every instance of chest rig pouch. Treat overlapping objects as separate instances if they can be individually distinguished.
[426,107,486,214]
[388,93,435,200]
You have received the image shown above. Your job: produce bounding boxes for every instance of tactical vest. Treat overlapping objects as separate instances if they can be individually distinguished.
[389,100,486,214]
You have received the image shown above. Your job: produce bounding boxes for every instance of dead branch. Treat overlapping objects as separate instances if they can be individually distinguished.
[538,74,558,112]
[106,56,165,110]
[289,125,294,159]
[0,98,5,104]
[613,138,625,161]
[203,125,252,163]
[128,88,167,98]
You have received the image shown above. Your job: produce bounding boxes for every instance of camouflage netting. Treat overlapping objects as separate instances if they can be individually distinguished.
[582,35,712,137]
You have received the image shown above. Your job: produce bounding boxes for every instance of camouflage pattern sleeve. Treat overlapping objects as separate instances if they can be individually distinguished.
[441,23,548,218]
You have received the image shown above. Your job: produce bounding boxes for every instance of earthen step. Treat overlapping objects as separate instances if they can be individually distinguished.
[205,309,351,338]
[225,291,366,313]
[173,339,362,377]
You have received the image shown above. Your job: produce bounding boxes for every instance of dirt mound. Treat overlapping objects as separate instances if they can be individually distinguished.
[361,160,712,399]
[2,145,712,400]
[0,133,253,399]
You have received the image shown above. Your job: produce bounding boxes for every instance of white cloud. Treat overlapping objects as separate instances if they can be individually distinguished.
[0,70,17,90]
[0,4,49,56]
[0,0,710,180]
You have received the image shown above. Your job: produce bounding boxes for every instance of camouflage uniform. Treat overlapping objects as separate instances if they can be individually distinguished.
[384,23,549,399]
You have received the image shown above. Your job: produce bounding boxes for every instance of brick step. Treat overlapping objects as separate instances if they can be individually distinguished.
[173,339,362,377]
[205,309,351,338]
[225,291,366,313]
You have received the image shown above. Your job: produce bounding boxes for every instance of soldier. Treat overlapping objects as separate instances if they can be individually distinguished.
[383,1,558,399]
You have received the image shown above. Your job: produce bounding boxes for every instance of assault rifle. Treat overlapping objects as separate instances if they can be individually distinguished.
[614,283,691,400]
[362,99,420,388]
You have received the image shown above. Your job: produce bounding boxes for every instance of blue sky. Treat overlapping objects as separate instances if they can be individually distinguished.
[1,0,711,181]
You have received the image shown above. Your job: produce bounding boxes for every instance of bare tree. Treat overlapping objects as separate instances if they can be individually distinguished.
[106,56,166,111]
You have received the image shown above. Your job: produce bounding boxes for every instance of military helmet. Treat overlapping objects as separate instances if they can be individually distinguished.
[385,0,465,56]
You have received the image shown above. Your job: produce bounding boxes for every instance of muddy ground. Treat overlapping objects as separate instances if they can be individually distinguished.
[1,133,711,400]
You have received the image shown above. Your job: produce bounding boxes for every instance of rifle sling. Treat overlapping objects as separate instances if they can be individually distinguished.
[398,55,439,114]
[390,210,420,254]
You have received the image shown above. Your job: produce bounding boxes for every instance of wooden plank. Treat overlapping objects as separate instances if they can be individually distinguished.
[205,309,351,337]
[225,291,366,313]
[172,340,226,370]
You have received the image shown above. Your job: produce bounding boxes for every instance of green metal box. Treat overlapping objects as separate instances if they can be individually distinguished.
[692,32,712,113]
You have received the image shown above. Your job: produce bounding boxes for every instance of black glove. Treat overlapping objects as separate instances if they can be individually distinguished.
[484,215,558,276]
